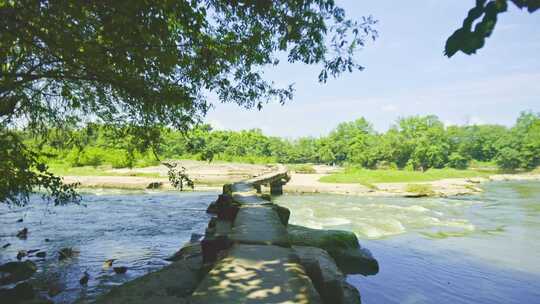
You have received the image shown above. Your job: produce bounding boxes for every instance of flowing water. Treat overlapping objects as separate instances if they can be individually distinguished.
[274,181,540,304]
[0,190,214,303]
[1,181,540,303]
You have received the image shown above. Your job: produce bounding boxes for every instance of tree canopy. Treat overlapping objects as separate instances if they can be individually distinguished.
[446,0,539,57]
[0,0,377,205]
[20,111,540,176]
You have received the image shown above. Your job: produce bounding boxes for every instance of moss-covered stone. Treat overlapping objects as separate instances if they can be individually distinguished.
[269,204,290,226]
[93,257,203,304]
[287,224,378,276]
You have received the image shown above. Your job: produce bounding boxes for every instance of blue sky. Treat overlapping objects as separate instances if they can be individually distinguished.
[205,1,540,138]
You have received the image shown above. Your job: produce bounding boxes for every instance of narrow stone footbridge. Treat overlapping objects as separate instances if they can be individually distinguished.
[94,165,378,304]
[192,165,322,303]
[190,164,378,304]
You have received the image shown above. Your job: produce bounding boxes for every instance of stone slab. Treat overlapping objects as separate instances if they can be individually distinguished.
[190,244,322,304]
[230,206,289,246]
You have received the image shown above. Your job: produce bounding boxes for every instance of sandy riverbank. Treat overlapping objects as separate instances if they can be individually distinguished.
[61,162,540,197]
[62,160,275,191]
[284,172,540,197]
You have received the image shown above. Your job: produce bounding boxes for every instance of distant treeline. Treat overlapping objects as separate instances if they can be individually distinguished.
[23,111,540,171]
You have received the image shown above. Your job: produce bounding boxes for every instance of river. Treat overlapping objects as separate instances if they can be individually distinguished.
[275,180,540,304]
[1,181,540,303]
[0,190,214,303]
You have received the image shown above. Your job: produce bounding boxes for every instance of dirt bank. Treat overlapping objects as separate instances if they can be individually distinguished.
[61,161,540,197]
[284,172,540,197]
[63,160,274,191]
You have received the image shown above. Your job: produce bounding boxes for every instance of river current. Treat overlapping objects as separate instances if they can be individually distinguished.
[1,181,539,303]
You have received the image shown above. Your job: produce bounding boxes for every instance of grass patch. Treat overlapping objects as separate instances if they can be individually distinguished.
[405,184,435,196]
[287,164,316,174]
[319,167,492,184]
[468,160,498,171]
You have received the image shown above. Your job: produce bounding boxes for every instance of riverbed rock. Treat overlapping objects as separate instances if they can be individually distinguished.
[190,233,204,242]
[343,281,362,304]
[113,266,128,274]
[206,194,233,214]
[80,271,90,285]
[201,235,232,264]
[287,224,378,275]
[0,261,37,285]
[293,245,346,304]
[17,228,28,239]
[17,250,28,260]
[166,242,202,262]
[269,203,291,226]
[146,182,163,189]
[47,281,65,297]
[58,247,78,261]
[0,282,35,303]
[94,256,203,304]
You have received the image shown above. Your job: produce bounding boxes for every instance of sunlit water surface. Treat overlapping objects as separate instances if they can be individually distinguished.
[274,181,540,304]
[2,182,540,303]
[0,190,214,303]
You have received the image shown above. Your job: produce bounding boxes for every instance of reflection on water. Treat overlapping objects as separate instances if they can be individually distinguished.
[274,181,540,304]
[0,190,214,303]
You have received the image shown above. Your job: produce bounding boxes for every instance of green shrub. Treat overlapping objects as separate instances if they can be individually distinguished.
[447,152,469,169]
[289,164,316,174]
[405,184,435,196]
[495,147,521,170]
[78,147,106,166]
[105,149,133,168]
[375,161,398,170]
[65,148,82,167]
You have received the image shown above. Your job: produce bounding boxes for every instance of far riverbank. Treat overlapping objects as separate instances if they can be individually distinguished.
[57,161,540,197]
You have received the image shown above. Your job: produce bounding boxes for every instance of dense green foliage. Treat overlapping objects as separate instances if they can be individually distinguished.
[1,1,377,205]
[446,0,539,57]
[26,111,540,173]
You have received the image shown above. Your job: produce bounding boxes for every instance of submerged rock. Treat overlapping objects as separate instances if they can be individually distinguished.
[17,250,28,260]
[80,271,90,285]
[287,224,379,276]
[47,281,65,297]
[16,228,28,240]
[0,282,35,303]
[58,248,78,261]
[113,266,128,274]
[0,261,37,285]
[342,281,362,304]
[146,182,163,189]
